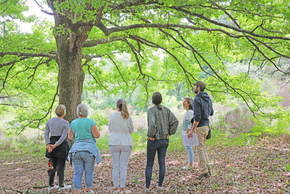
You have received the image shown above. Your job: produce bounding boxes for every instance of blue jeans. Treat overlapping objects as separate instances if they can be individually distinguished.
[72,151,95,190]
[145,139,169,189]
[110,145,132,188]
[185,146,194,164]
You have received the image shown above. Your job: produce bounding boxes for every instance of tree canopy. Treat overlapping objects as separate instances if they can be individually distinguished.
[0,0,289,131]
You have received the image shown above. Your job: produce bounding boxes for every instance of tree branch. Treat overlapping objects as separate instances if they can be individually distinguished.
[0,52,56,58]
[83,35,126,47]
[86,64,108,91]
[106,54,128,86]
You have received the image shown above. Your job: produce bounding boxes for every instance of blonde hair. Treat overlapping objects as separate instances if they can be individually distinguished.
[55,104,66,117]
[117,99,129,119]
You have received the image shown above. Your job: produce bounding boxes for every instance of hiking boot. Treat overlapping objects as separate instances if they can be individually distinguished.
[196,172,210,180]
[47,185,58,193]
[59,184,71,190]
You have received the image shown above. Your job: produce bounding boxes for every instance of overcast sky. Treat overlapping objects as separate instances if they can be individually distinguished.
[19,0,54,32]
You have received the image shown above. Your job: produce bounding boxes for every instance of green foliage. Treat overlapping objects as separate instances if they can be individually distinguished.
[212,108,254,138]
[90,113,109,131]
[286,163,290,172]
[167,132,184,152]
[249,113,290,136]
[1,0,290,132]
[95,135,109,154]
[0,134,45,157]
[132,130,147,151]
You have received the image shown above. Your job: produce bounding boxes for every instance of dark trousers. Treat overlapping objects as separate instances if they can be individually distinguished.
[48,157,66,186]
[145,139,169,188]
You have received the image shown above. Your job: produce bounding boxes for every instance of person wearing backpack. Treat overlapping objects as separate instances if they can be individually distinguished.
[188,81,214,180]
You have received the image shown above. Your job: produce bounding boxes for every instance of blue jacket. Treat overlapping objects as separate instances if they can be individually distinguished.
[193,92,214,127]
[68,139,102,165]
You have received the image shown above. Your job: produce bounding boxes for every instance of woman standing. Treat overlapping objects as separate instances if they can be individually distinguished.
[181,97,195,169]
[68,104,102,194]
[108,99,134,193]
[44,105,71,192]
[145,92,179,193]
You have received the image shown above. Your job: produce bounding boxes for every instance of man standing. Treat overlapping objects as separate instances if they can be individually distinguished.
[188,81,214,180]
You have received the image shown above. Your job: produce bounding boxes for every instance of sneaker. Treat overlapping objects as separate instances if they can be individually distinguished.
[157,186,163,192]
[182,165,192,169]
[120,188,127,194]
[144,188,150,193]
[196,172,210,180]
[48,185,58,192]
[86,191,95,194]
[111,188,119,194]
[59,184,71,190]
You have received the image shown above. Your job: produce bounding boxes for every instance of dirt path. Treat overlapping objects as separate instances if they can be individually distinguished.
[0,137,289,193]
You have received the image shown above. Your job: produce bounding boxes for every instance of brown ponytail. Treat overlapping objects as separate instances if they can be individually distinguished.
[117,99,129,119]
[152,92,162,110]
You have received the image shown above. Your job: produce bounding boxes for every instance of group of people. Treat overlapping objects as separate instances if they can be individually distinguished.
[44,81,214,193]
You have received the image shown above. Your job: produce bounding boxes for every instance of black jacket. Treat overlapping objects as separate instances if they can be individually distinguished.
[192,92,214,127]
[45,136,70,160]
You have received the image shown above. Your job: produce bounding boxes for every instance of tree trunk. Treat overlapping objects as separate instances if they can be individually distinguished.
[57,35,84,123]
[52,12,92,123]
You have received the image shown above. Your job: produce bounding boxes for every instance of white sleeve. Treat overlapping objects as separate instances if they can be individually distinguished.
[186,110,193,129]
[128,116,134,134]
[108,114,113,133]
[185,110,194,121]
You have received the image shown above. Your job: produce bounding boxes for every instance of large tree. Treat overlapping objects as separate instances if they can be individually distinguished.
[1,0,289,130]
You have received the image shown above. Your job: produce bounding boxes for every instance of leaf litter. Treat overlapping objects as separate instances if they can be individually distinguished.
[0,136,289,193]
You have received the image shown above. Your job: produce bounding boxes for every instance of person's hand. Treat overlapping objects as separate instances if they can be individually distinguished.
[187,130,194,138]
[46,144,53,152]
[166,134,170,139]
[148,137,155,141]
[47,144,57,152]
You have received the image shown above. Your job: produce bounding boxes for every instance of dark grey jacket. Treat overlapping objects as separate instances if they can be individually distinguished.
[147,105,179,140]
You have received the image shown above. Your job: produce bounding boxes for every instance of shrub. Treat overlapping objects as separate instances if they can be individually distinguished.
[213,108,256,138]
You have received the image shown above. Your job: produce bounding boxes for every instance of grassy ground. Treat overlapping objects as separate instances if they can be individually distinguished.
[0,131,289,193]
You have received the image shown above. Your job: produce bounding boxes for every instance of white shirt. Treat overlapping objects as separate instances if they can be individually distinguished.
[182,110,193,135]
[108,112,134,147]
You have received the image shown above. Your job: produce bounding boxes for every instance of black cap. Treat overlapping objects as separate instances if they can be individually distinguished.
[193,81,206,91]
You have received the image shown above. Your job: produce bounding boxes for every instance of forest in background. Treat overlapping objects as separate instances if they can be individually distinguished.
[0,0,290,193]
